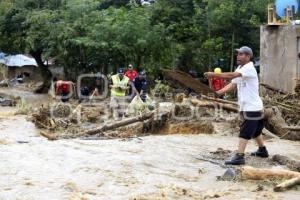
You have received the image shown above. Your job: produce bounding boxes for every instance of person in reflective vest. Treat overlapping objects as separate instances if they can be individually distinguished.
[110,68,130,118]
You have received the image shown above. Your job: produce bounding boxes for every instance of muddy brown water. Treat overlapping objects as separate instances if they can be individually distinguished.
[0,89,299,199]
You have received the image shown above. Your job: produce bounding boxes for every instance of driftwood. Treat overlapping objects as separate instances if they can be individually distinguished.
[239,166,300,180]
[221,166,300,191]
[272,154,300,172]
[274,177,300,192]
[262,128,280,139]
[260,83,288,95]
[78,111,155,137]
[282,126,300,131]
[264,107,290,137]
[40,111,155,140]
[238,165,300,192]
[190,99,238,113]
[200,94,238,106]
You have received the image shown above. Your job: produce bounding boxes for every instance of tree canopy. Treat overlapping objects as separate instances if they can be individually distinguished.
[0,0,271,81]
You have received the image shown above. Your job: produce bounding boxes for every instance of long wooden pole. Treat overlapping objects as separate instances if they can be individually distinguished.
[77,111,155,137]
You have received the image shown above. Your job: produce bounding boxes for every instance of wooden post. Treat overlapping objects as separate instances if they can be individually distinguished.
[268,4,277,24]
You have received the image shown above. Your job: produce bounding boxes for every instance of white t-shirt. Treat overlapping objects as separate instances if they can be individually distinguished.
[231,62,263,111]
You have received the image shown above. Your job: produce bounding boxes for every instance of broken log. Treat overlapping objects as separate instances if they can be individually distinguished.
[282,126,300,131]
[264,107,290,138]
[223,166,300,192]
[260,83,288,95]
[262,128,280,139]
[162,69,217,96]
[77,111,155,137]
[272,154,300,172]
[190,99,238,113]
[200,94,238,106]
[239,166,300,180]
[274,177,300,192]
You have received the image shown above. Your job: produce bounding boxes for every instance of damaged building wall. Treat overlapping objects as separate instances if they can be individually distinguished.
[260,25,300,92]
[0,65,43,81]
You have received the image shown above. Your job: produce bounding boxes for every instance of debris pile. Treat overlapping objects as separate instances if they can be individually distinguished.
[30,103,106,134]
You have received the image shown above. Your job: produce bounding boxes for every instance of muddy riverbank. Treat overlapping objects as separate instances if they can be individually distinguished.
[0,88,299,199]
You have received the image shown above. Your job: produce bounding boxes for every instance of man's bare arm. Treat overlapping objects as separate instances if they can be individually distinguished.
[216,83,237,96]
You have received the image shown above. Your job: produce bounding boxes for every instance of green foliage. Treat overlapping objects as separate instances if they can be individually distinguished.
[0,0,270,80]
[152,80,171,95]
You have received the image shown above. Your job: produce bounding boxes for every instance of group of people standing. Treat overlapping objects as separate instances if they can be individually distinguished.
[109,64,148,118]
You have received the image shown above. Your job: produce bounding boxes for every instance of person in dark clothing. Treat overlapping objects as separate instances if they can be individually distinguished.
[132,70,148,102]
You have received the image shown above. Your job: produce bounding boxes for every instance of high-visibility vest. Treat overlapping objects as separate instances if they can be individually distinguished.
[111,74,129,97]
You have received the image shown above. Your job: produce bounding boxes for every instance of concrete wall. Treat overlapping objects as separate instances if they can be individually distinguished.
[260,25,300,92]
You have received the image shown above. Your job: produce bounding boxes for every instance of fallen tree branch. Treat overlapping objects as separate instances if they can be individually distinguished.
[162,69,217,96]
[262,128,280,139]
[272,154,300,172]
[190,99,238,113]
[274,177,300,192]
[221,166,300,192]
[263,107,290,138]
[260,83,289,94]
[239,166,300,180]
[77,111,155,138]
[200,94,238,106]
[282,126,300,131]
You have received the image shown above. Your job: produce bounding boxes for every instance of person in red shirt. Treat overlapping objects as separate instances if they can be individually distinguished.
[125,64,138,81]
[125,64,138,95]
[55,80,74,102]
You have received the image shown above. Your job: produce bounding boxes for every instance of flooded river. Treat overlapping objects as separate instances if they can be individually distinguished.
[0,89,299,199]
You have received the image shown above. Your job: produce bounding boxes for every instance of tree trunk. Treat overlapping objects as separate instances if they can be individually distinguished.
[72,111,155,138]
[264,107,290,137]
[30,49,53,94]
[190,99,239,113]
[230,31,235,72]
[239,166,300,180]
[272,154,300,172]
[237,166,300,192]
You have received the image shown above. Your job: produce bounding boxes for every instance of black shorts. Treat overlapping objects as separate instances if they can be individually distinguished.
[239,111,264,140]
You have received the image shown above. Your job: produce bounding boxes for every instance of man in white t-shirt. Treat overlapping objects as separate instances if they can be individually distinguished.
[204,46,268,165]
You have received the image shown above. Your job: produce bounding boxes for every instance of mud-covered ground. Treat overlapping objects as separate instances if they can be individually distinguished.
[0,88,300,200]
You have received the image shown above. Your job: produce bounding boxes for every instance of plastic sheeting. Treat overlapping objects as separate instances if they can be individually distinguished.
[0,54,37,67]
